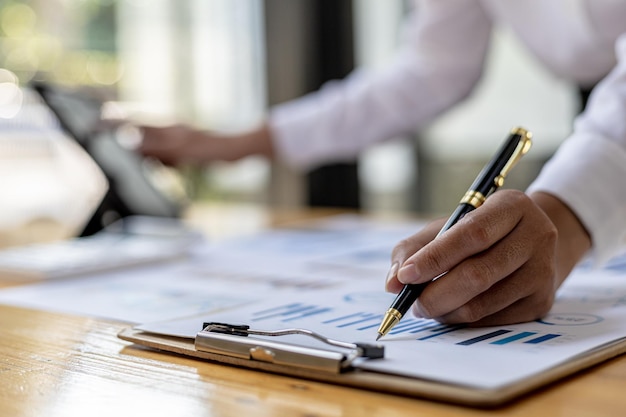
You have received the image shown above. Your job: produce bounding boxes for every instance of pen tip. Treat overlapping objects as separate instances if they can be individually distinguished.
[376,333,382,341]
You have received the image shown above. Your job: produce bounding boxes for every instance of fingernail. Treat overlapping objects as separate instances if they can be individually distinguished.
[385,262,399,285]
[397,263,419,284]
[385,262,400,291]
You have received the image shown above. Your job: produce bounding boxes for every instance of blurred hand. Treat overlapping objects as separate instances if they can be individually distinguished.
[139,123,274,166]
[385,190,591,326]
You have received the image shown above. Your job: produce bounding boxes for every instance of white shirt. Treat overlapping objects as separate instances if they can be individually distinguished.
[269,0,626,262]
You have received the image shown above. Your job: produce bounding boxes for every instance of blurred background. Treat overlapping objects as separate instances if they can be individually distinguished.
[0,0,579,246]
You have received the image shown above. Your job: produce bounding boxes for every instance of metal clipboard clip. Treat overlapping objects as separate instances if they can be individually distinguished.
[195,322,385,374]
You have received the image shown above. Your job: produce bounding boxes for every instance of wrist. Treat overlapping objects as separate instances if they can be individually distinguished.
[234,122,274,159]
[530,191,591,285]
[193,122,273,162]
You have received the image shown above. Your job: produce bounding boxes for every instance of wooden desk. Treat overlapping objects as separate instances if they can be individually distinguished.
[1,204,625,416]
[1,304,625,417]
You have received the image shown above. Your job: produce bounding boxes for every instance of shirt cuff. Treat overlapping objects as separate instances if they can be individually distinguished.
[527,132,626,265]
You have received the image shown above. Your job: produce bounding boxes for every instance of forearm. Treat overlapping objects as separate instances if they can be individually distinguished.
[530,191,591,288]
[269,2,492,170]
[184,122,275,162]
[226,122,274,160]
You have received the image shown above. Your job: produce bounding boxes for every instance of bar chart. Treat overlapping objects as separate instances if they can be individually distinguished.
[250,302,564,347]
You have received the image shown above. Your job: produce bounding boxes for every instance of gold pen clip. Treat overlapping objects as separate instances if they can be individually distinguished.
[493,127,533,187]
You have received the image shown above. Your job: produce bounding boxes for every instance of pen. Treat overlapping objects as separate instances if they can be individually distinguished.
[376,127,533,340]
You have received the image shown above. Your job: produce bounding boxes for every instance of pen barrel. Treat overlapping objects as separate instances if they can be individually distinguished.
[468,130,528,198]
[390,282,429,316]
[437,203,475,238]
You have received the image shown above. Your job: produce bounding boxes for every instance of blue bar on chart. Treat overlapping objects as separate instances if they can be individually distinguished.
[389,318,425,331]
[253,303,302,315]
[390,319,440,335]
[524,333,561,344]
[251,303,332,322]
[456,329,512,346]
[322,312,365,325]
[490,331,537,345]
[418,325,464,341]
[322,312,382,330]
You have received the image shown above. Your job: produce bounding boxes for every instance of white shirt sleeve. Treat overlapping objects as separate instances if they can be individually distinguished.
[527,34,626,264]
[269,0,492,171]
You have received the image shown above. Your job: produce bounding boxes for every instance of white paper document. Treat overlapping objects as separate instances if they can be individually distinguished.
[137,264,626,390]
[0,215,419,323]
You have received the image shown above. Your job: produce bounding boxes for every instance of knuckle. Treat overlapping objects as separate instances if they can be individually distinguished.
[461,214,493,248]
[454,303,487,323]
[507,189,528,205]
[461,259,494,292]
[493,189,527,213]
[421,245,447,275]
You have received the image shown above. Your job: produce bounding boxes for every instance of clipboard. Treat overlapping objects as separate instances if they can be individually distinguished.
[118,321,626,407]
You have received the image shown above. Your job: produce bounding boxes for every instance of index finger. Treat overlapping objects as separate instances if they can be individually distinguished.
[397,190,528,285]
[385,219,445,293]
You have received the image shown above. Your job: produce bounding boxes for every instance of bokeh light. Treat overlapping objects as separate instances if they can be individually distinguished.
[0,68,23,118]
[86,52,124,85]
[0,3,37,38]
[0,1,118,88]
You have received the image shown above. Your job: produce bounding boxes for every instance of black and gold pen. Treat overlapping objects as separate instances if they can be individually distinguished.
[376,127,533,340]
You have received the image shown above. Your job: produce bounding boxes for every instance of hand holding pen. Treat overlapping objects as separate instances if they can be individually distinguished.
[378,127,569,339]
